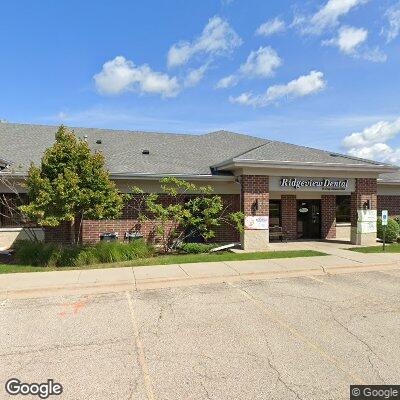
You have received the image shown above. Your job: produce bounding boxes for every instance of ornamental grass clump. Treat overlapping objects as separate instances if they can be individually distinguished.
[14,239,155,267]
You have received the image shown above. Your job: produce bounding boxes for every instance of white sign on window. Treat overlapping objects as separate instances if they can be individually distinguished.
[245,216,269,230]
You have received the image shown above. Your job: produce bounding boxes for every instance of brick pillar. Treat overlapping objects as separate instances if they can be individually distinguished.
[350,178,377,245]
[281,195,297,240]
[321,195,336,239]
[240,175,269,251]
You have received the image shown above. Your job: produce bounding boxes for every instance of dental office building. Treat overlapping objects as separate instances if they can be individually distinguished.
[1,123,399,251]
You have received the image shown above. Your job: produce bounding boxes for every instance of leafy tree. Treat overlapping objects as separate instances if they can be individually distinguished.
[20,126,123,244]
[128,177,242,253]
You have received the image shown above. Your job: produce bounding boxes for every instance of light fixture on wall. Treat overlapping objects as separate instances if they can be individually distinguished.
[363,200,370,210]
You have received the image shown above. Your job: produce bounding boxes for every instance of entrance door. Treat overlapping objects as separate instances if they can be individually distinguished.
[297,200,321,239]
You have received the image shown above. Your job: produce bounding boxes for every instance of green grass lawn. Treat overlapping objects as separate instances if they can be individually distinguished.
[349,243,400,253]
[0,249,327,274]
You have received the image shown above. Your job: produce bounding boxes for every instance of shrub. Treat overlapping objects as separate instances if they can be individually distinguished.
[180,242,219,254]
[377,217,400,243]
[14,239,155,267]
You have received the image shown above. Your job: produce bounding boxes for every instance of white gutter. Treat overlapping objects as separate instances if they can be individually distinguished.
[214,159,398,174]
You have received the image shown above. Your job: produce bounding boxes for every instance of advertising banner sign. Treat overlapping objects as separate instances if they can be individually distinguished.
[244,216,269,230]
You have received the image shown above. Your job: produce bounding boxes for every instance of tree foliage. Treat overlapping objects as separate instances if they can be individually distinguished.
[20,126,123,243]
[128,177,242,253]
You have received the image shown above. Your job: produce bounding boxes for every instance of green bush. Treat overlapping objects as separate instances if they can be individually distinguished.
[180,242,219,254]
[377,217,400,243]
[14,239,155,267]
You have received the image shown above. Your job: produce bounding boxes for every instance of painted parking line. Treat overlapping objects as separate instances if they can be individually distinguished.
[125,291,156,400]
[227,281,367,385]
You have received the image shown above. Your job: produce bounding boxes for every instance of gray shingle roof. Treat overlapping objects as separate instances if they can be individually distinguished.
[0,123,265,175]
[0,122,398,181]
[231,140,387,167]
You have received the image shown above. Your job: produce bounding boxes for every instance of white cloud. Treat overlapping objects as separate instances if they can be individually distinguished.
[215,74,238,89]
[362,47,387,63]
[239,46,282,78]
[94,56,179,97]
[216,46,282,89]
[184,64,209,87]
[382,1,400,42]
[342,118,400,164]
[167,16,242,67]
[295,0,368,35]
[230,70,326,107]
[255,18,286,36]
[323,26,367,54]
[323,26,387,62]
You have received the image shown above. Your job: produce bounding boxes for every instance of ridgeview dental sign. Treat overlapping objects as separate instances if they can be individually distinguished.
[280,177,349,191]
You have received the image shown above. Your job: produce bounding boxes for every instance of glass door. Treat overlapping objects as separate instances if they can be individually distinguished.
[297,200,321,239]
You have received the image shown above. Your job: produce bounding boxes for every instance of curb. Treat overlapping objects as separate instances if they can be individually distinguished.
[1,261,399,300]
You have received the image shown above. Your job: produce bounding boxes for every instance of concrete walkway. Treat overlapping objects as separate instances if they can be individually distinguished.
[1,242,399,298]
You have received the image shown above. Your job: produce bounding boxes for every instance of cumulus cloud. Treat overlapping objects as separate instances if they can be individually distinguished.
[323,26,367,54]
[323,26,387,62]
[382,1,400,42]
[255,18,286,36]
[167,16,242,68]
[294,0,368,35]
[342,118,400,164]
[216,46,282,89]
[184,64,209,87]
[94,56,179,97]
[229,70,326,107]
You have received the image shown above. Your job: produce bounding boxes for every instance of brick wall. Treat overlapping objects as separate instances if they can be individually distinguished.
[281,195,297,240]
[45,194,240,245]
[378,195,400,218]
[351,178,377,227]
[44,221,74,244]
[240,175,269,216]
[321,195,336,239]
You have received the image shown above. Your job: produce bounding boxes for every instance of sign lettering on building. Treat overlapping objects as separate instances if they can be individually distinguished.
[280,177,349,191]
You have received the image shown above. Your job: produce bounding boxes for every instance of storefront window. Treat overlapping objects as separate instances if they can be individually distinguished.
[269,200,281,227]
[336,196,351,223]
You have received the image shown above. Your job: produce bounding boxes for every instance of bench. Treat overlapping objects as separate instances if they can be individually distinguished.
[269,226,288,242]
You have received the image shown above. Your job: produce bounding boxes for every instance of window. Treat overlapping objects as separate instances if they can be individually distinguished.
[336,196,351,223]
[269,200,281,227]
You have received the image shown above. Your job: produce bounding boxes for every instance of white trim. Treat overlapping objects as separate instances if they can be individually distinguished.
[214,159,398,173]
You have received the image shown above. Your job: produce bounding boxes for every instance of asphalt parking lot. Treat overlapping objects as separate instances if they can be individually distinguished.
[1,268,400,400]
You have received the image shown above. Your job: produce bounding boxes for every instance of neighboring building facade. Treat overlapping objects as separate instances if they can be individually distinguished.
[0,123,399,251]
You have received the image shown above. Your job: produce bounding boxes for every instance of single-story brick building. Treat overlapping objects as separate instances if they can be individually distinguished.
[0,123,399,251]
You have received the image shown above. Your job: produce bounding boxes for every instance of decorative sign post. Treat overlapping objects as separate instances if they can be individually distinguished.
[382,210,388,251]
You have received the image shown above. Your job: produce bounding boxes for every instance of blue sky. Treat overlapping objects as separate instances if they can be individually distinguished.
[1,0,400,163]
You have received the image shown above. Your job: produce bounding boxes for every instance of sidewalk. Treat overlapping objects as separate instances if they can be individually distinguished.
[1,246,399,298]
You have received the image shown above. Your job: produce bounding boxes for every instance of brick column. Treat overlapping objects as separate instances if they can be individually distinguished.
[321,195,336,239]
[240,175,269,251]
[350,178,377,245]
[281,195,297,240]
